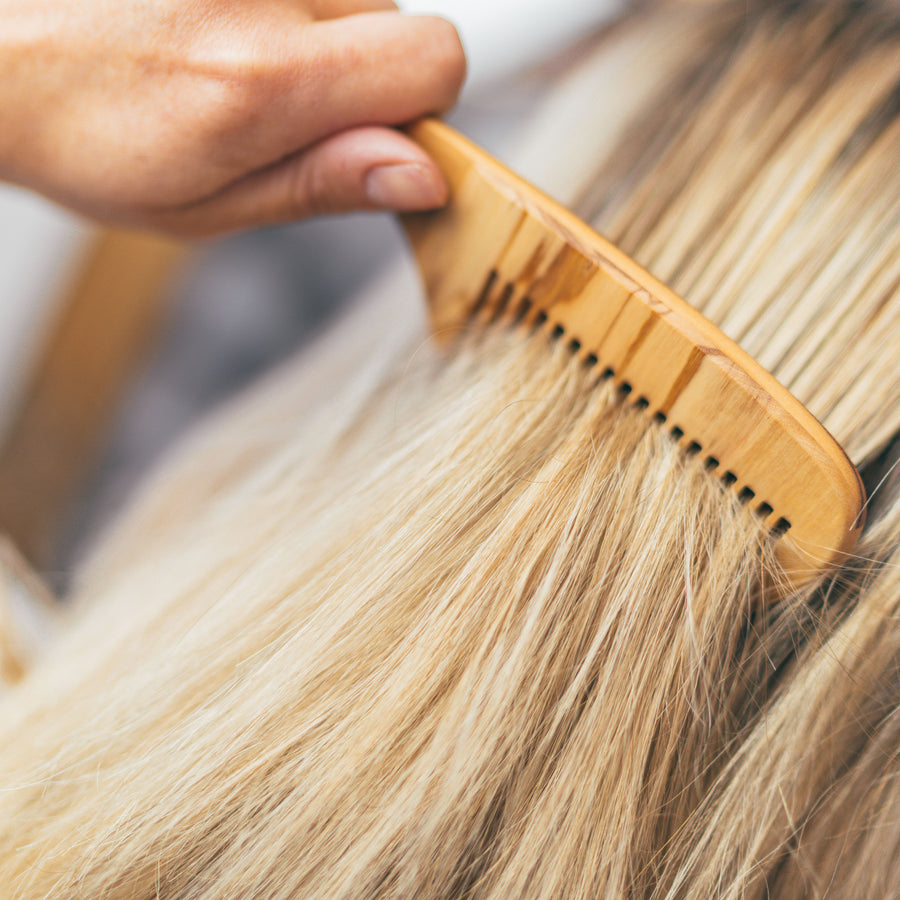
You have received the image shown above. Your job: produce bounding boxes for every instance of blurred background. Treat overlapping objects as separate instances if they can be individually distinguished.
[0,0,622,585]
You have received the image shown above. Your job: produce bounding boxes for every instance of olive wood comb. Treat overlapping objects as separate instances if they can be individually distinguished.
[400,119,864,585]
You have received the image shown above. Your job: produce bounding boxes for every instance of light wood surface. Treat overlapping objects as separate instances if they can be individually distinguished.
[402,119,865,584]
[0,229,186,566]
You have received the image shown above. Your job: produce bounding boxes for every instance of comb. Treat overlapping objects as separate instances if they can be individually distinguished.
[400,119,865,585]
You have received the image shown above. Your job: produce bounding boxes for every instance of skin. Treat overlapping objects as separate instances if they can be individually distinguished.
[0,0,466,236]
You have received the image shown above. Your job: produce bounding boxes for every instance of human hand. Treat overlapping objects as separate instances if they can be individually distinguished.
[0,0,466,236]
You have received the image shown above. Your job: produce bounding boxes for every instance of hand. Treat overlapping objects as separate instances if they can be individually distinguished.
[0,0,466,236]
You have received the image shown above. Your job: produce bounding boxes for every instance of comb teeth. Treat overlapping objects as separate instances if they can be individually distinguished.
[469,269,794,534]
[400,119,864,585]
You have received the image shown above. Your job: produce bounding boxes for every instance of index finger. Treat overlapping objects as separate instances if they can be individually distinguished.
[243,12,466,164]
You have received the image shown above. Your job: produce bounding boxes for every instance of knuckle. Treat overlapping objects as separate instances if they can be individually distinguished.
[293,157,335,218]
[216,65,273,121]
[191,31,289,126]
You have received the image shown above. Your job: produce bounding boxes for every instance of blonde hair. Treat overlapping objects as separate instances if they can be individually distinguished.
[2,1,900,897]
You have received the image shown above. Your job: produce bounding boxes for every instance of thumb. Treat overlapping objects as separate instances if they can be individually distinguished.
[154,126,448,237]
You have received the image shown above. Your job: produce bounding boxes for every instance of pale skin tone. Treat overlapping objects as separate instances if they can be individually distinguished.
[0,0,466,236]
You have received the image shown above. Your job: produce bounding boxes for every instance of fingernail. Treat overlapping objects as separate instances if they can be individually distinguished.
[365,163,446,211]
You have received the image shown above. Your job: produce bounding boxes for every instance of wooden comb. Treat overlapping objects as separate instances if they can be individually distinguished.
[400,119,865,585]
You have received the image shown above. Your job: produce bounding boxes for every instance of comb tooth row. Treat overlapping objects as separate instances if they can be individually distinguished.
[400,118,864,583]
[469,269,793,535]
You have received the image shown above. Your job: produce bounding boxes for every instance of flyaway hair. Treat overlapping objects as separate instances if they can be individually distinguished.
[1,1,900,897]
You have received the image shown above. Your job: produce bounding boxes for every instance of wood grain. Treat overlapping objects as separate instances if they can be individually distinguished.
[402,119,865,585]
